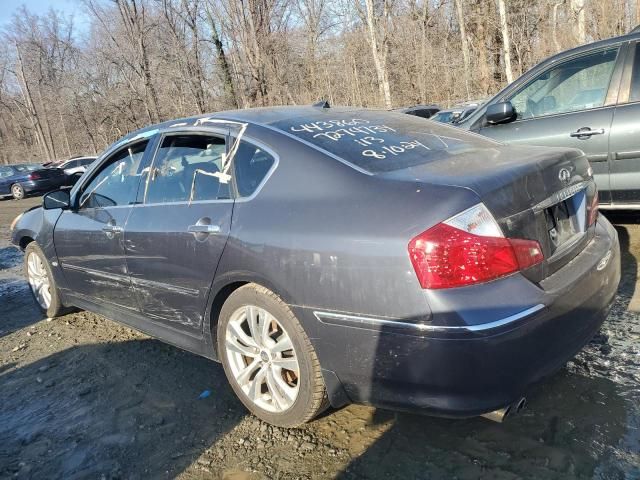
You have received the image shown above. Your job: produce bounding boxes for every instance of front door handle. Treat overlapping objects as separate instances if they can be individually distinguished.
[570,127,605,138]
[188,224,221,234]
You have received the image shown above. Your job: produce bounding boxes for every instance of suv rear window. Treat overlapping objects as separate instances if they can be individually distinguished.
[272,111,495,173]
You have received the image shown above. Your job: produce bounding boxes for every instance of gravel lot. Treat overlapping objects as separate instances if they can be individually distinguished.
[1,197,639,480]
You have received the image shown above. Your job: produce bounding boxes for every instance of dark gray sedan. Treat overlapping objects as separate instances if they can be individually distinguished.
[11,106,620,427]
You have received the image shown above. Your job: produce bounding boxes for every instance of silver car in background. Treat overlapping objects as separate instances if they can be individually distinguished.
[460,28,640,208]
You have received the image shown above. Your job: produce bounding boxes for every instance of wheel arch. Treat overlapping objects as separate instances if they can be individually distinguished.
[18,235,35,250]
[204,271,295,360]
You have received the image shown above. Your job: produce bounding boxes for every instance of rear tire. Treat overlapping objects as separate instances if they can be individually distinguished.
[24,242,64,318]
[218,283,327,427]
[11,183,24,200]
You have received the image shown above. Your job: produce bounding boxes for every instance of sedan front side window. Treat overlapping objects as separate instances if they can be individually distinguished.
[79,141,149,209]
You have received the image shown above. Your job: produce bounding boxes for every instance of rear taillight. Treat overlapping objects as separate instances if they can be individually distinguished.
[587,191,599,226]
[28,172,40,180]
[408,203,544,289]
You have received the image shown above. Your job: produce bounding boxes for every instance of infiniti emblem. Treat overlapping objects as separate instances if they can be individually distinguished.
[558,168,571,185]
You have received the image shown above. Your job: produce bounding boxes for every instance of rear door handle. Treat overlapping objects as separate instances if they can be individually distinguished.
[187,224,221,234]
[570,128,605,138]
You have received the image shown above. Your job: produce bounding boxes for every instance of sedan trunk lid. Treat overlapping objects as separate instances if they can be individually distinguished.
[382,144,597,281]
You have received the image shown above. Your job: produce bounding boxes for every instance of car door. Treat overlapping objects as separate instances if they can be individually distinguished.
[0,166,15,196]
[54,140,152,309]
[476,46,625,204]
[124,129,236,335]
[609,41,640,204]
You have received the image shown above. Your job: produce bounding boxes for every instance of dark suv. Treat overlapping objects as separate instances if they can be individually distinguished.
[460,28,640,208]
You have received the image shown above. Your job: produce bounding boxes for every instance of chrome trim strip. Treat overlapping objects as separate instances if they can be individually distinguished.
[313,304,545,334]
[599,203,640,210]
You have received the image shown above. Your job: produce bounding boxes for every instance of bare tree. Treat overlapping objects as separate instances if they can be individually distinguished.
[204,1,237,108]
[497,0,514,83]
[0,0,633,164]
[571,0,586,43]
[358,0,393,108]
[453,0,471,99]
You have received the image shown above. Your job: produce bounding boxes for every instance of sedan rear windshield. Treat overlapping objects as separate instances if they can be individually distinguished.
[272,110,497,173]
[14,164,39,172]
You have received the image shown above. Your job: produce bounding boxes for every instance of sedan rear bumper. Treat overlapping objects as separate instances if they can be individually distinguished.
[296,216,620,417]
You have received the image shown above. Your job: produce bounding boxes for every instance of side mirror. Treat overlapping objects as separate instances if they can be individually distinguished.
[485,102,516,125]
[43,189,71,210]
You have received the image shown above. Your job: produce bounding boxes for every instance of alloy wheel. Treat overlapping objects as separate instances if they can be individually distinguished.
[26,252,51,309]
[225,305,300,413]
[11,184,24,200]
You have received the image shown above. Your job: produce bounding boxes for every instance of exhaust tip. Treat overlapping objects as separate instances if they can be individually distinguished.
[480,397,526,423]
[480,405,511,423]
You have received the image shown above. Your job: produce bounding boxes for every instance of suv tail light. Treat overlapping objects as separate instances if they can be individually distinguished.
[587,191,599,227]
[408,203,544,289]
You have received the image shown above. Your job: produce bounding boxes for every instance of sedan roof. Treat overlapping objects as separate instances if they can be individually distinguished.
[122,106,374,140]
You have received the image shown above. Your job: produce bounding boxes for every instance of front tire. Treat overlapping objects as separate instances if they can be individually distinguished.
[24,242,64,318]
[11,183,24,200]
[218,284,327,427]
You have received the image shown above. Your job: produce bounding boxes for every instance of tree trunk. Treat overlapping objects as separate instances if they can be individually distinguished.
[552,2,563,52]
[453,0,471,99]
[14,44,53,160]
[205,4,238,108]
[571,0,586,43]
[363,0,393,109]
[475,0,491,95]
[497,0,514,83]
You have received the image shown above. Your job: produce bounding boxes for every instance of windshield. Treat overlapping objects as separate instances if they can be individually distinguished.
[431,111,456,123]
[273,110,496,173]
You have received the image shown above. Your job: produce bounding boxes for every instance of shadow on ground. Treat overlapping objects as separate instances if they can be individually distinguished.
[0,339,243,479]
[0,246,22,270]
[0,245,44,338]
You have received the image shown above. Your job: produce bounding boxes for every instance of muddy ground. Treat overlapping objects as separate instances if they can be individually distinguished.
[0,196,639,480]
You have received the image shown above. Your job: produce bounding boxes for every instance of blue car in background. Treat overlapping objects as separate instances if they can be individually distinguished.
[0,163,68,200]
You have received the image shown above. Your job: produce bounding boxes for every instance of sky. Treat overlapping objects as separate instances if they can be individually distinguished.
[0,0,91,34]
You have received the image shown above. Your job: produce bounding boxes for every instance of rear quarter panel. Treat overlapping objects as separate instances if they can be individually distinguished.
[214,125,480,321]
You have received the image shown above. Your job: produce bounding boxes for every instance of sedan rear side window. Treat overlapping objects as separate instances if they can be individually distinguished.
[79,141,148,208]
[145,135,230,204]
[233,141,275,197]
[509,48,619,120]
